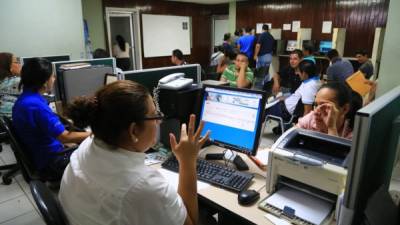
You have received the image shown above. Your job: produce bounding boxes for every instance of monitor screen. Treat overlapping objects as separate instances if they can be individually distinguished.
[286,40,297,52]
[199,85,266,156]
[319,41,332,54]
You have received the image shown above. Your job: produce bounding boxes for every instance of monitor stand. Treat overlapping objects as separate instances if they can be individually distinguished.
[205,150,249,171]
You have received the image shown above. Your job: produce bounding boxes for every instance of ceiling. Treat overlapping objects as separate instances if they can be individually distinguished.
[166,0,245,5]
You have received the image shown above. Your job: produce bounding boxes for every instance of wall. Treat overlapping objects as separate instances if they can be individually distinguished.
[0,0,85,59]
[103,0,228,69]
[376,0,400,96]
[82,0,107,50]
[228,2,236,34]
[236,0,389,57]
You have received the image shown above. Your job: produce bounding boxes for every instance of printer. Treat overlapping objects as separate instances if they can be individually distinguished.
[259,127,351,225]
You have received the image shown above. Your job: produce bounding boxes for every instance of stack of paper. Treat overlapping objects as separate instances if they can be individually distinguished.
[264,186,333,225]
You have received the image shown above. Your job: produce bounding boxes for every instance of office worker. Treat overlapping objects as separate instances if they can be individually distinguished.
[171,49,187,66]
[59,80,210,225]
[0,52,21,118]
[326,49,354,83]
[266,60,321,121]
[355,50,374,79]
[253,24,274,75]
[272,49,303,95]
[112,35,131,71]
[302,44,316,64]
[297,82,362,139]
[220,53,254,88]
[237,27,256,67]
[12,58,90,180]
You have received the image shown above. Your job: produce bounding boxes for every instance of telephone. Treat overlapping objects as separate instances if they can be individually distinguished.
[158,73,193,90]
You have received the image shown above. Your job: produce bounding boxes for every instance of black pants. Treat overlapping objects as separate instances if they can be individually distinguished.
[116,58,131,71]
[40,151,73,181]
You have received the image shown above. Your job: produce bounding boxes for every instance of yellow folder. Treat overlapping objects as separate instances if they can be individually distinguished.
[346,71,371,96]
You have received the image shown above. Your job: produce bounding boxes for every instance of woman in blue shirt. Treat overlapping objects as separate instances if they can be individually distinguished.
[12,58,90,180]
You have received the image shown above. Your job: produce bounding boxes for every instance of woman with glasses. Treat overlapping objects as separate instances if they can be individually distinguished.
[297,82,362,139]
[12,58,91,180]
[59,80,210,225]
[0,52,22,118]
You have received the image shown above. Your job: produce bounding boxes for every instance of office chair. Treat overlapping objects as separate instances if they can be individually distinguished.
[265,100,304,135]
[1,117,78,184]
[30,180,70,225]
[0,120,19,185]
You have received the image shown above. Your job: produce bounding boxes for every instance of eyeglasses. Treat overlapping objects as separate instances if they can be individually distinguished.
[142,111,164,121]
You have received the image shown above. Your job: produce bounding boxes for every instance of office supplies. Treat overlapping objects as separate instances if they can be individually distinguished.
[345,70,371,96]
[248,155,265,170]
[158,73,193,90]
[162,156,254,193]
[259,127,351,225]
[238,189,260,205]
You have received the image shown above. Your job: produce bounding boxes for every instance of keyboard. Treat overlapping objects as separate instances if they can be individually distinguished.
[161,156,254,193]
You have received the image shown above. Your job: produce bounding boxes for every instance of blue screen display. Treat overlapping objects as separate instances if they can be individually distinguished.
[319,41,332,53]
[199,87,263,154]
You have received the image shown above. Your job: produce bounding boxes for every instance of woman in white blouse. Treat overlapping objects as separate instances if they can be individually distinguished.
[59,80,210,225]
[112,35,130,71]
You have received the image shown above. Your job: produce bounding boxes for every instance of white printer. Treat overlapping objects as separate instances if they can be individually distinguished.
[259,127,351,225]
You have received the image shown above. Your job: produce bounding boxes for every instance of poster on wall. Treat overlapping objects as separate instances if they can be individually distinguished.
[322,21,332,34]
[256,23,272,34]
[292,21,301,32]
[283,24,291,31]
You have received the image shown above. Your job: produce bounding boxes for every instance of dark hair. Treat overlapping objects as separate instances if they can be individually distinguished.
[0,52,13,80]
[223,33,231,41]
[116,35,126,51]
[262,24,269,31]
[245,27,252,33]
[234,30,240,36]
[355,49,368,56]
[290,49,304,59]
[19,58,53,92]
[67,80,150,146]
[299,60,317,78]
[236,52,249,61]
[93,48,109,58]
[319,82,362,129]
[303,44,314,54]
[172,49,184,60]
[327,49,339,60]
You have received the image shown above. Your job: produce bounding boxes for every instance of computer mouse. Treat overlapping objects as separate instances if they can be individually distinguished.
[238,189,260,206]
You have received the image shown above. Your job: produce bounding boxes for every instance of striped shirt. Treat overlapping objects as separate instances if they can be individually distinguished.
[0,76,21,118]
[221,65,254,87]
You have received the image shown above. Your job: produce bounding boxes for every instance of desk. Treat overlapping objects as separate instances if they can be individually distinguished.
[155,145,338,225]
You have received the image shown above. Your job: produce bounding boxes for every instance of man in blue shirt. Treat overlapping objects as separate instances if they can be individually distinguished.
[12,58,90,180]
[326,49,354,82]
[253,24,275,89]
[237,27,256,67]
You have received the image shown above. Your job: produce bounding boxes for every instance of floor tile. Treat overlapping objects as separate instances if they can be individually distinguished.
[0,180,24,204]
[0,195,35,223]
[0,210,45,225]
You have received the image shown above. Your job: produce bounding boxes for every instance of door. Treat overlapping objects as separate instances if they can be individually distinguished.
[212,15,229,48]
[106,8,142,70]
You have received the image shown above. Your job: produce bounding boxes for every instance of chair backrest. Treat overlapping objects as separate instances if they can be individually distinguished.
[30,180,70,225]
[0,117,37,182]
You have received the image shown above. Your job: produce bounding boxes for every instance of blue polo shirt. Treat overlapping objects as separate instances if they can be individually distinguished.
[238,35,256,59]
[12,89,65,171]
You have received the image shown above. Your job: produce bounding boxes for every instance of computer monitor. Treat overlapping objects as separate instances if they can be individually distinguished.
[340,85,400,224]
[286,40,297,52]
[319,41,332,54]
[199,85,267,156]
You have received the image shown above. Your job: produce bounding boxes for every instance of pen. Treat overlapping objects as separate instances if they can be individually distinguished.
[249,155,266,171]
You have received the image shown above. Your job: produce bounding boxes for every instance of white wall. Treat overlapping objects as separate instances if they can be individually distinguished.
[0,0,85,59]
[377,0,400,96]
[228,2,236,34]
[82,0,106,50]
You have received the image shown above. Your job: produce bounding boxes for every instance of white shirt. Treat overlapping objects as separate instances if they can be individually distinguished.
[59,137,187,225]
[284,76,321,115]
[112,42,130,58]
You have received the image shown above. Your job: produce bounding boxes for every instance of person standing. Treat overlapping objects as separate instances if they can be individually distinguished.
[237,27,256,67]
[253,24,275,89]
[112,35,131,71]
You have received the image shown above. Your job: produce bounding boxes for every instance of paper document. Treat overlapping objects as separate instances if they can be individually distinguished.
[346,71,371,96]
[265,186,333,225]
[255,150,270,166]
[265,213,291,225]
[158,168,211,191]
